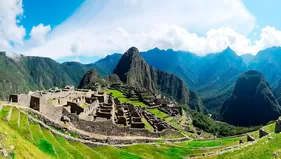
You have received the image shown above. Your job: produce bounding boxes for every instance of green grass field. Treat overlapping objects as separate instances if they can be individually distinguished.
[147,108,169,119]
[107,90,147,107]
[0,105,253,158]
[1,105,279,159]
[93,146,141,159]
[141,118,154,132]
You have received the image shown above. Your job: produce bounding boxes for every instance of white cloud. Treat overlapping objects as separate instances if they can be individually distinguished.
[25,0,257,58]
[0,0,26,48]
[29,24,51,46]
[3,0,281,60]
[253,26,281,51]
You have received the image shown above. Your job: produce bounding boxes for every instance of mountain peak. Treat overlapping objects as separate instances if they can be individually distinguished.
[124,47,140,57]
[151,47,160,51]
[113,47,146,84]
[78,69,106,89]
[220,70,281,126]
[113,47,198,105]
[221,47,237,56]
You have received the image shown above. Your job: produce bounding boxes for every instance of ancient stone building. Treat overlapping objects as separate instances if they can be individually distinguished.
[9,95,18,103]
[30,96,40,111]
[67,101,84,115]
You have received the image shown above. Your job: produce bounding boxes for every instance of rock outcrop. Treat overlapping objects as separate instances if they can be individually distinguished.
[113,47,204,111]
[113,47,189,103]
[220,70,281,126]
[78,69,106,89]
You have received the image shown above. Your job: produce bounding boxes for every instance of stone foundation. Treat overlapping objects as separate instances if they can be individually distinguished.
[63,108,180,138]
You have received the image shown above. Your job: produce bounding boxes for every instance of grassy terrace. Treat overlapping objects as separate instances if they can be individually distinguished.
[141,118,154,132]
[148,108,169,119]
[106,89,171,132]
[0,105,277,158]
[107,89,169,118]
[213,122,278,159]
[107,89,211,138]
[107,90,147,107]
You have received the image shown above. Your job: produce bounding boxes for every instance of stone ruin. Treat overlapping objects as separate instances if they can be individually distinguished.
[128,105,145,129]
[158,106,179,117]
[275,118,281,133]
[259,128,269,138]
[143,109,173,132]
[95,102,113,120]
[9,85,180,139]
[115,103,145,129]
[247,134,255,142]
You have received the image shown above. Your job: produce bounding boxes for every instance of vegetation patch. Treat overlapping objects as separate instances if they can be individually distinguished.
[147,108,168,119]
[39,139,56,156]
[93,146,141,159]
[141,118,154,132]
[191,110,260,137]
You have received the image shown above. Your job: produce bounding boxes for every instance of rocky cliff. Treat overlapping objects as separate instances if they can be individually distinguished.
[113,47,203,110]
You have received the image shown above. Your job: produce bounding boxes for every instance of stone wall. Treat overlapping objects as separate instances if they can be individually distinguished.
[275,118,281,133]
[9,95,18,103]
[25,107,185,145]
[67,101,84,115]
[63,108,169,138]
[17,94,31,107]
[259,129,269,138]
[247,134,255,142]
[30,96,40,111]
[41,104,63,122]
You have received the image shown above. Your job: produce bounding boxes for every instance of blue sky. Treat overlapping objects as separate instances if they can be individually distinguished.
[21,0,84,39]
[244,0,281,39]
[1,0,281,63]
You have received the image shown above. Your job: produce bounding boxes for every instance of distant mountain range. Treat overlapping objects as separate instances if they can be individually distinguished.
[78,47,205,112]
[2,46,281,117]
[88,46,281,115]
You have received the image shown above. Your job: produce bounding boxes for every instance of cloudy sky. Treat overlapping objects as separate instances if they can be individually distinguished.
[1,0,281,63]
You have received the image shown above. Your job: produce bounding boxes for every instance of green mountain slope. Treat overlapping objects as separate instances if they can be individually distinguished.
[0,53,83,99]
[219,70,281,126]
[94,47,248,114]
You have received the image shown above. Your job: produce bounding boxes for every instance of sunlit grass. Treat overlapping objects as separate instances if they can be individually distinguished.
[147,108,168,119]
[141,117,154,132]
[93,146,141,159]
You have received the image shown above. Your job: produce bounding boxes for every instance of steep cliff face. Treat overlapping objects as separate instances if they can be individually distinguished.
[220,70,281,126]
[113,47,155,92]
[113,47,201,107]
